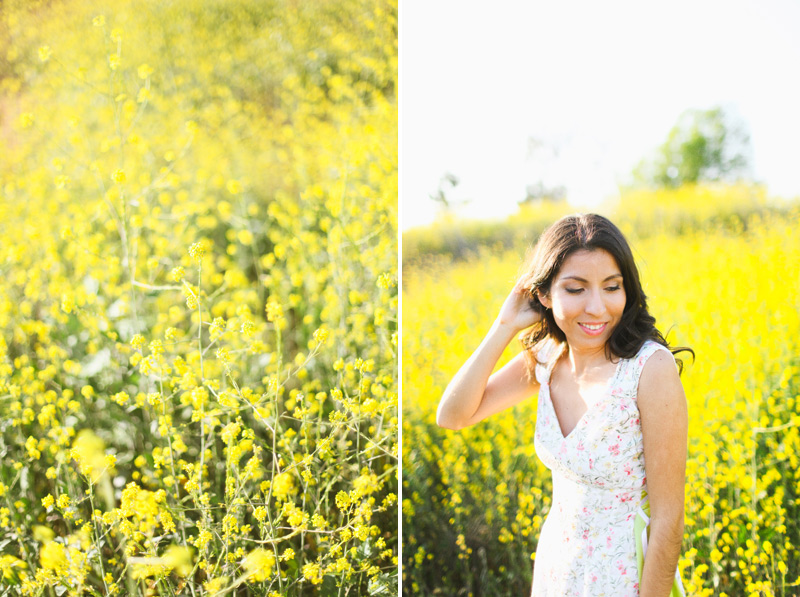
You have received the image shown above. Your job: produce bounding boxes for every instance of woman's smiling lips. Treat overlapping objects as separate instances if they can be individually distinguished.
[578,322,607,336]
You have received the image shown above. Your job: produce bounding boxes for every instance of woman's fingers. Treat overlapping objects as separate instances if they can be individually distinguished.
[497,280,541,331]
[512,279,529,295]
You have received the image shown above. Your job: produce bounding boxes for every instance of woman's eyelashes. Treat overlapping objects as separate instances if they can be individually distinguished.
[564,286,621,294]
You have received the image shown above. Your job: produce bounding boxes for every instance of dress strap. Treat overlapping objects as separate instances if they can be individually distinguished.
[616,340,675,398]
[534,338,564,385]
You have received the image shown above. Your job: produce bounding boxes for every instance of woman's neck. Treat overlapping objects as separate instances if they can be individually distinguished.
[563,344,613,378]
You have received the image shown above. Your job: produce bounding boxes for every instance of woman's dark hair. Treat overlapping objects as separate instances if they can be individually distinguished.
[518,213,693,373]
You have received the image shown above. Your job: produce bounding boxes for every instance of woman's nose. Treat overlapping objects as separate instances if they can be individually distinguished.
[584,290,605,315]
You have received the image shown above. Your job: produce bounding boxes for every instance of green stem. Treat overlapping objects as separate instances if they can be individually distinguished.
[87,482,109,594]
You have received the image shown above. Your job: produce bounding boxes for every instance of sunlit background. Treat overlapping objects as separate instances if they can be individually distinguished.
[400,0,800,229]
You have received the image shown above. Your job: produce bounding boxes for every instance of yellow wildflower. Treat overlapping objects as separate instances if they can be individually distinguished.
[137,63,154,79]
[40,541,67,572]
[242,548,275,582]
[271,472,295,500]
[32,525,55,543]
[163,545,193,576]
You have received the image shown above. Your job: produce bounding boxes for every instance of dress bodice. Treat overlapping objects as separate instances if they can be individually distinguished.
[533,339,668,495]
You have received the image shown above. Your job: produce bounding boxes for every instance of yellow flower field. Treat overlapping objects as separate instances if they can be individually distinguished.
[0,0,397,595]
[402,186,800,596]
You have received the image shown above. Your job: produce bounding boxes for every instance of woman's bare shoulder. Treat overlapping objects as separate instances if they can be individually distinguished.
[638,348,684,407]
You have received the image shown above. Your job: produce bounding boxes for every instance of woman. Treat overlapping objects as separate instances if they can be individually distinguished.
[436,214,689,596]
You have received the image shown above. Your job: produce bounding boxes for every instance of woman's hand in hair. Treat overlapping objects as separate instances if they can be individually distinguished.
[497,280,543,332]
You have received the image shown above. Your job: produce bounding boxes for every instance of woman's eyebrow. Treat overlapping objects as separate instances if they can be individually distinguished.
[560,274,623,282]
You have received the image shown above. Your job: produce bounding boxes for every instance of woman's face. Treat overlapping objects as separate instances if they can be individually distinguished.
[539,248,626,354]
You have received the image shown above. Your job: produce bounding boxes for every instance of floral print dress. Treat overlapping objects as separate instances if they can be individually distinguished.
[530,339,677,596]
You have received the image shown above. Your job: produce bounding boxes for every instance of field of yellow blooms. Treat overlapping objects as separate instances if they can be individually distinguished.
[0,0,397,595]
[402,186,800,596]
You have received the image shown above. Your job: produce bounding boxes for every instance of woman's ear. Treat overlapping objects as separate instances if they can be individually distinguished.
[537,290,551,310]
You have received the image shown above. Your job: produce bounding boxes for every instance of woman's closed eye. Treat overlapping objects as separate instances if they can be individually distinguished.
[565,286,621,294]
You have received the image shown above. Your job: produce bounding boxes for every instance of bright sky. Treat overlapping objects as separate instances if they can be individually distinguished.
[399,0,800,230]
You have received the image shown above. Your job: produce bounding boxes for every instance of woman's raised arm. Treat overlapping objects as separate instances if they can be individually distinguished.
[436,282,542,430]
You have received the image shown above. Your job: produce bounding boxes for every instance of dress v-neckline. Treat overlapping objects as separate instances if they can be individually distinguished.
[544,352,624,440]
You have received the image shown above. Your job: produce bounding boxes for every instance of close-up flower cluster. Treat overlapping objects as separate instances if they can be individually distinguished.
[0,0,397,595]
[402,185,800,596]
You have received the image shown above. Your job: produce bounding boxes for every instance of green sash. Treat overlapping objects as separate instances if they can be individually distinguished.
[635,497,685,596]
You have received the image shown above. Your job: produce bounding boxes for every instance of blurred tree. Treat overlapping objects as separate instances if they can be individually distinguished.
[429,171,470,213]
[520,135,567,205]
[429,172,459,208]
[519,181,567,205]
[634,106,752,188]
